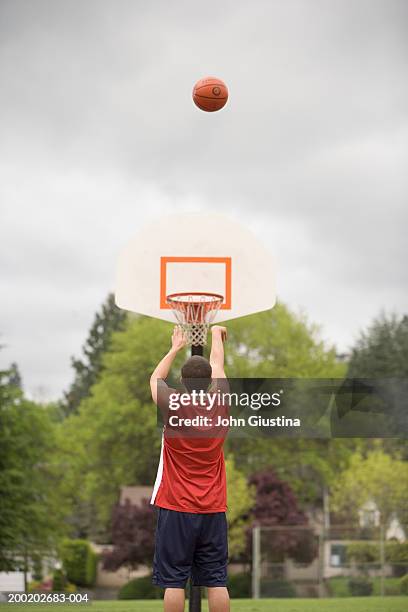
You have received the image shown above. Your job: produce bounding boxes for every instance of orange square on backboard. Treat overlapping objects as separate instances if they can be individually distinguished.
[160,256,232,310]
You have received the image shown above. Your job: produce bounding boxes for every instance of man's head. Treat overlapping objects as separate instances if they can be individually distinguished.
[181,355,212,393]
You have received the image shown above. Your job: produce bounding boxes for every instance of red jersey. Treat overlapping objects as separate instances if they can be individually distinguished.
[151,387,229,513]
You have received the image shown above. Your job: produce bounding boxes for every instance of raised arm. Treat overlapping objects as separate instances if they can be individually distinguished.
[210,325,227,379]
[150,326,187,404]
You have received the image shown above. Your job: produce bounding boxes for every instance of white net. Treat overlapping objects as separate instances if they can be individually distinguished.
[180,323,211,347]
[167,293,223,346]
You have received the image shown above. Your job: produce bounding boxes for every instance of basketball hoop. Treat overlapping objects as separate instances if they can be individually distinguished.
[166,292,224,346]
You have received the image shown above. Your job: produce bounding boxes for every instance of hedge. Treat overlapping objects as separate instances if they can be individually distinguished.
[346,543,379,564]
[118,576,163,600]
[386,542,408,577]
[59,539,98,587]
[228,572,251,598]
[345,541,408,576]
[348,576,373,596]
[327,576,401,597]
[260,578,296,598]
[400,574,408,595]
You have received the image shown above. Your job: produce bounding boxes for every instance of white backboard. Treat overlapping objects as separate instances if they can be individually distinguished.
[115,213,276,323]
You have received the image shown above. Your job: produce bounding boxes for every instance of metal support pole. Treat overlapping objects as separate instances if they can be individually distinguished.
[189,341,203,612]
[252,525,261,599]
[189,581,202,612]
[380,524,385,598]
[317,533,324,597]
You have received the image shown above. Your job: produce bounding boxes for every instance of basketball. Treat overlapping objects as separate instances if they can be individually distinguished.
[192,76,228,112]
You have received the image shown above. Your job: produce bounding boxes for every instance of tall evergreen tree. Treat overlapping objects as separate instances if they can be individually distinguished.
[62,293,127,415]
[8,362,22,389]
[347,312,408,458]
[348,312,408,377]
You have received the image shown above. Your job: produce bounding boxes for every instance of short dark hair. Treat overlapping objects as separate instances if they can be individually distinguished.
[181,356,212,393]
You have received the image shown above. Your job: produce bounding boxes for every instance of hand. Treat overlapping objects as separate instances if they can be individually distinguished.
[171,326,187,351]
[211,325,227,342]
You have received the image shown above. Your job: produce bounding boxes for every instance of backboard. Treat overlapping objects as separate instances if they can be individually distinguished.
[115,213,276,323]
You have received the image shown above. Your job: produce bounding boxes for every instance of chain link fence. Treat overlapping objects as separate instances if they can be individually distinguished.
[252,524,408,598]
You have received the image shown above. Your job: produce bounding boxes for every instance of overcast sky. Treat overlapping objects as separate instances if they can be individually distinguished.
[1,0,407,400]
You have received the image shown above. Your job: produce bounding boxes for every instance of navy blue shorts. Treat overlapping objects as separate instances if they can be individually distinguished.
[153,508,228,588]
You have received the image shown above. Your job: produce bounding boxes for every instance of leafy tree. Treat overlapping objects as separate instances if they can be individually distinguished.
[248,469,317,563]
[228,437,357,507]
[0,360,65,582]
[62,293,127,415]
[330,448,408,526]
[56,302,352,537]
[221,304,352,504]
[225,456,255,558]
[102,498,156,571]
[56,315,179,537]
[223,304,344,378]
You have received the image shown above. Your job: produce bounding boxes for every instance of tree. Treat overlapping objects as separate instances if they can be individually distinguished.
[222,304,351,505]
[62,293,127,415]
[56,314,179,537]
[102,498,156,571]
[56,302,352,538]
[248,469,317,564]
[224,304,344,378]
[348,313,408,378]
[330,448,408,526]
[225,456,255,558]
[0,360,65,581]
[347,312,408,457]
[8,362,22,389]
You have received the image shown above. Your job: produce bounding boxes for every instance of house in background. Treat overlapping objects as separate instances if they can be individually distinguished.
[94,489,406,598]
[324,500,406,579]
[119,486,152,507]
[256,500,406,597]
[0,571,27,593]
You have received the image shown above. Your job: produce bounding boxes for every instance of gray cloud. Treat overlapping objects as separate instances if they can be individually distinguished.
[1,0,407,399]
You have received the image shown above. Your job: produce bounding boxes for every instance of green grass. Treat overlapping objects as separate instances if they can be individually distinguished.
[1,598,408,612]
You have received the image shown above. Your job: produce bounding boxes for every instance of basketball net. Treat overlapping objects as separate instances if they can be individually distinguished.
[166,293,224,346]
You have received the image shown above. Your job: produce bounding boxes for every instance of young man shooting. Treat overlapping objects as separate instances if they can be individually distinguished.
[150,325,230,612]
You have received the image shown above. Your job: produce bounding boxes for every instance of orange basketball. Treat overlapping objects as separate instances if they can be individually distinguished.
[192,76,228,112]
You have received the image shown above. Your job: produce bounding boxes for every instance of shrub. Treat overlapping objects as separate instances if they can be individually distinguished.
[383,578,401,596]
[85,548,98,587]
[52,569,66,592]
[118,576,163,600]
[348,576,373,596]
[326,577,349,598]
[227,573,251,598]
[260,579,296,597]
[39,578,53,591]
[386,542,408,577]
[28,580,41,592]
[400,574,408,596]
[59,539,98,587]
[346,543,379,564]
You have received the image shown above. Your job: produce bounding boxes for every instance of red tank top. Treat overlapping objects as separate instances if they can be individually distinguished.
[151,390,229,513]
